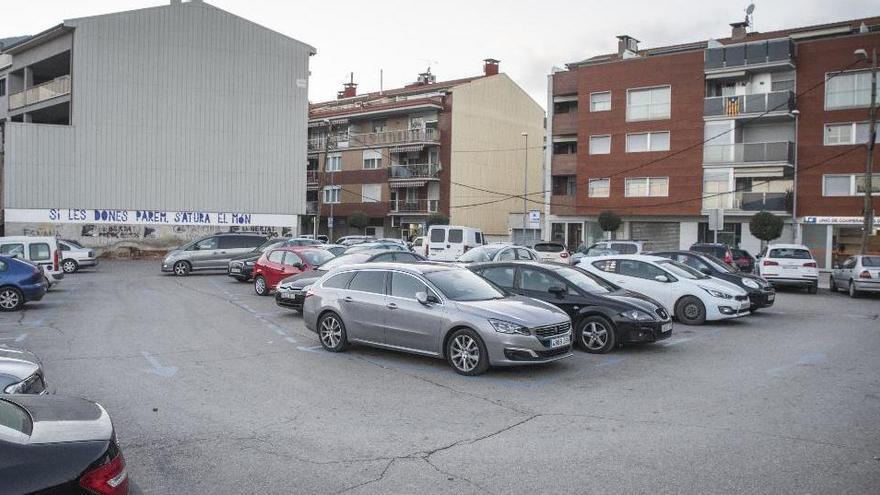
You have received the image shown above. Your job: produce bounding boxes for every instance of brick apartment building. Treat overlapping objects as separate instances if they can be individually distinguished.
[306,60,545,242]
[546,15,880,268]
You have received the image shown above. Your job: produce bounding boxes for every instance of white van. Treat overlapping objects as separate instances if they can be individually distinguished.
[0,236,64,287]
[426,226,484,261]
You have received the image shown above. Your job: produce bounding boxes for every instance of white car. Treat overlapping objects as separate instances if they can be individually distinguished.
[532,242,571,264]
[579,254,750,325]
[455,243,539,264]
[426,225,484,261]
[0,236,64,287]
[756,244,819,294]
[58,239,98,274]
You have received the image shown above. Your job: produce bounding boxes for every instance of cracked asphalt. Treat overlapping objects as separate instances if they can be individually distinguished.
[1,260,879,494]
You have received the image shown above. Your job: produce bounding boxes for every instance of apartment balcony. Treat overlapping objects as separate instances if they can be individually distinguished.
[552,111,578,135]
[307,137,328,153]
[388,163,441,183]
[703,191,790,213]
[346,128,440,150]
[704,38,794,74]
[7,75,71,111]
[305,201,318,215]
[551,153,577,176]
[703,141,794,166]
[389,199,439,215]
[704,90,794,119]
[306,170,320,190]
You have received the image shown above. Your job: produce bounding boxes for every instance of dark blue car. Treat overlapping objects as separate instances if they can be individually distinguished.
[0,255,48,311]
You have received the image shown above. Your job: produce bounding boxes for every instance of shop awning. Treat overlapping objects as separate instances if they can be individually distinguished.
[390,144,424,153]
[389,180,427,188]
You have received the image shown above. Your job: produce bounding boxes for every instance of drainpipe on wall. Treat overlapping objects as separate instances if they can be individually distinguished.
[791,109,800,243]
[544,71,554,244]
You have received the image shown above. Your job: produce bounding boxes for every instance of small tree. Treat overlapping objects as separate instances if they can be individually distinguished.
[598,210,621,239]
[347,211,370,234]
[749,211,784,250]
[426,213,449,229]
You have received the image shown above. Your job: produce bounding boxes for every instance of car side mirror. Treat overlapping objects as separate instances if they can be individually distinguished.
[548,286,567,298]
[416,291,429,305]
[293,263,304,270]
[654,275,669,283]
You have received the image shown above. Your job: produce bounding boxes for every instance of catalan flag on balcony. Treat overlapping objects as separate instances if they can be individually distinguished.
[725,96,741,116]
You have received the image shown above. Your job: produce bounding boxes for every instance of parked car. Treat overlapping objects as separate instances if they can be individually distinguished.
[830,254,880,297]
[275,250,426,312]
[0,395,129,495]
[227,237,293,282]
[580,255,750,325]
[455,243,539,264]
[651,250,775,311]
[321,244,348,257]
[0,255,48,311]
[426,225,484,261]
[0,345,49,394]
[756,244,819,293]
[0,236,64,287]
[287,238,324,247]
[343,242,410,254]
[298,234,329,243]
[571,240,653,264]
[303,263,572,375]
[531,242,571,264]
[689,243,735,266]
[58,239,98,274]
[162,233,268,276]
[253,247,334,296]
[469,261,672,353]
[731,248,756,273]
[336,235,376,246]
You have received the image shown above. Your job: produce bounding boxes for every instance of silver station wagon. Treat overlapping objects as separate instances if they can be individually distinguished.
[303,263,573,375]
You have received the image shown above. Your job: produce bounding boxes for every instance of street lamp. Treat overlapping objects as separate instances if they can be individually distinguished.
[854,47,877,255]
[521,132,529,244]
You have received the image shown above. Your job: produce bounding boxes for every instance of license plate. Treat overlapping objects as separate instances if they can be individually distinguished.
[281,292,295,299]
[767,293,775,301]
[230,267,241,273]
[549,335,571,348]
[661,322,672,333]
[783,265,798,270]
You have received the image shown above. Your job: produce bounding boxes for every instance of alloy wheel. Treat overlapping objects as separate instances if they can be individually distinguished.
[255,277,266,295]
[173,262,189,276]
[62,260,77,273]
[450,335,480,372]
[0,289,21,310]
[684,303,701,320]
[581,321,608,351]
[320,316,342,348]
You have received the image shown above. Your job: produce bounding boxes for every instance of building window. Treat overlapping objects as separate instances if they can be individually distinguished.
[371,120,387,133]
[553,100,578,114]
[823,174,880,196]
[553,141,577,154]
[588,178,610,198]
[552,176,576,196]
[323,186,341,203]
[363,150,382,169]
[625,177,668,197]
[824,122,879,146]
[589,135,611,155]
[0,78,6,97]
[590,92,611,112]
[825,70,877,110]
[325,154,341,172]
[362,183,381,203]
[626,86,671,121]
[626,131,670,153]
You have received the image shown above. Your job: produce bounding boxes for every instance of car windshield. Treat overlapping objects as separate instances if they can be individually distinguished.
[768,248,812,259]
[862,256,880,267]
[458,245,503,263]
[256,239,287,252]
[655,259,707,280]
[300,250,335,266]
[554,266,616,293]
[587,247,615,256]
[702,254,737,273]
[425,269,505,301]
[533,243,565,253]
[318,253,372,270]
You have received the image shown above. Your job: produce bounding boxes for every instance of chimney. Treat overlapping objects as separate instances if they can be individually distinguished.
[730,20,749,41]
[483,58,500,76]
[616,35,640,57]
[337,72,357,99]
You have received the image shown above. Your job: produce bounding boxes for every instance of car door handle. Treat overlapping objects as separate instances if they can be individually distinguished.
[386,303,398,310]
[343,296,353,303]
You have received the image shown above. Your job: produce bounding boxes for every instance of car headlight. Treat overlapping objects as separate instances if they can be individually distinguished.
[619,309,655,321]
[742,278,760,289]
[700,286,733,299]
[244,261,255,266]
[488,318,530,335]
[4,380,25,394]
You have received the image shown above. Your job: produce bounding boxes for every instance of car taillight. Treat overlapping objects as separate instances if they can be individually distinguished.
[763,260,779,266]
[724,252,733,264]
[859,270,872,279]
[53,249,59,272]
[803,262,817,268]
[79,452,129,495]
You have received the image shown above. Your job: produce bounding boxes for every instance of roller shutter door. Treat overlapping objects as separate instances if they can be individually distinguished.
[630,222,680,251]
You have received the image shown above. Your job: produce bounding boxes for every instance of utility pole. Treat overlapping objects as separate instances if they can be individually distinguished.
[521,132,528,245]
[856,48,877,255]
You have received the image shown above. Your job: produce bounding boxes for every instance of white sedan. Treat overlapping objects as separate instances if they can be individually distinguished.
[579,254,751,325]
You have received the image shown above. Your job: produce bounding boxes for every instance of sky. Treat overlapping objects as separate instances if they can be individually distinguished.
[2,0,878,108]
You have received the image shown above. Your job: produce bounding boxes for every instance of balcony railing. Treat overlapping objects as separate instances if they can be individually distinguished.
[8,75,71,111]
[704,39,794,71]
[389,163,441,180]
[390,199,439,214]
[703,141,793,165]
[307,137,327,153]
[704,91,794,117]
[348,128,440,148]
[736,191,788,211]
[306,170,319,183]
[306,201,318,215]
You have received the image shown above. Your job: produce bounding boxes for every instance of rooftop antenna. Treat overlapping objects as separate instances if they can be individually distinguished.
[419,59,439,73]
[746,3,755,32]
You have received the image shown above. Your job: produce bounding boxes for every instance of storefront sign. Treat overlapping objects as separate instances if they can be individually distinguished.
[801,216,880,226]
[5,208,298,227]
[528,210,541,229]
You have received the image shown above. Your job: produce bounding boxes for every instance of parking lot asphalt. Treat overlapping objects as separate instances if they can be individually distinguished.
[1,260,879,494]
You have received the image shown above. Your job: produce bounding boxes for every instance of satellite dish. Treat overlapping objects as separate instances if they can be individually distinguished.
[746,3,755,15]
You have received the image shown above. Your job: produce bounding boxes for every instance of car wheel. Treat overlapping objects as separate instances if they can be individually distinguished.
[576,316,616,354]
[446,329,490,376]
[0,287,24,311]
[254,276,269,296]
[848,281,859,298]
[829,276,838,292]
[172,261,190,276]
[62,259,79,274]
[675,296,706,325]
[808,284,818,295]
[318,312,349,352]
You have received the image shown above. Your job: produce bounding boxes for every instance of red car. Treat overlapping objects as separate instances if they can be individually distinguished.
[253,247,334,296]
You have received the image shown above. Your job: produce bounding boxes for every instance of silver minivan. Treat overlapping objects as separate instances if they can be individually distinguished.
[162,233,267,276]
[303,263,572,375]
